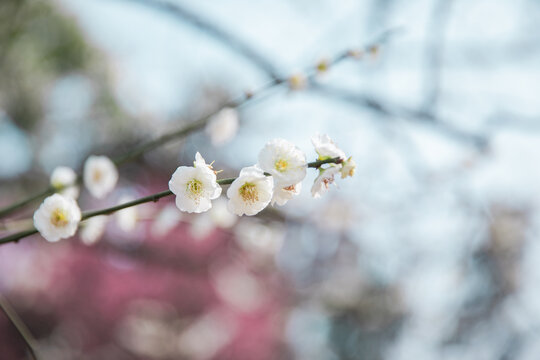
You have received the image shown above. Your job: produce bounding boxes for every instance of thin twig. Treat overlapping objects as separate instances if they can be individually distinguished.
[310,83,488,149]
[0,16,398,220]
[0,294,38,360]
[422,0,454,113]
[0,39,364,219]
[0,187,55,218]
[0,158,342,245]
[117,0,280,79]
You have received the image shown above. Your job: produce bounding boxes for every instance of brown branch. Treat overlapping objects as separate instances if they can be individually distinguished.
[0,294,38,360]
[310,83,489,149]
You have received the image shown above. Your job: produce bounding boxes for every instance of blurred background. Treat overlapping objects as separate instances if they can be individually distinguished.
[1,0,540,359]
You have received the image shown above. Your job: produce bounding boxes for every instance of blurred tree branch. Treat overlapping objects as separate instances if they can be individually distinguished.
[0,29,360,219]
[310,82,489,149]
[422,0,454,113]
[0,157,342,244]
[0,294,38,360]
[114,0,280,79]
[107,1,485,149]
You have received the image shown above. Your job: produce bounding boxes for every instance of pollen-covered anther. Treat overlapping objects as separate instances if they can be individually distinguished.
[316,59,329,73]
[239,183,259,203]
[93,169,102,182]
[274,159,289,172]
[368,45,379,58]
[322,178,333,189]
[186,179,203,199]
[51,208,69,227]
[288,73,307,90]
[207,160,223,175]
[271,181,302,206]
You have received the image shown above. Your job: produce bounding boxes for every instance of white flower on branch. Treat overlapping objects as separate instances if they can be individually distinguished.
[83,155,119,199]
[50,166,79,199]
[311,165,340,198]
[168,152,222,213]
[311,133,346,160]
[33,194,81,242]
[271,182,302,206]
[258,138,307,187]
[227,165,273,216]
[340,156,356,179]
[205,107,239,146]
[80,215,107,245]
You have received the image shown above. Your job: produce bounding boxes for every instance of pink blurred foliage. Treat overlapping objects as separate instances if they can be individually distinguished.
[0,195,291,359]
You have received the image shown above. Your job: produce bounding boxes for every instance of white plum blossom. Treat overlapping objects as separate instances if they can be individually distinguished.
[205,107,239,146]
[271,182,302,206]
[116,196,138,232]
[227,166,273,216]
[311,165,340,198]
[80,216,107,245]
[168,152,222,213]
[310,135,355,196]
[33,194,81,242]
[258,138,307,187]
[50,166,80,199]
[311,134,346,160]
[83,155,119,199]
[340,156,356,179]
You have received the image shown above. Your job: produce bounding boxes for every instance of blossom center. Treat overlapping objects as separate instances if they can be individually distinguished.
[283,184,296,191]
[93,169,103,183]
[239,182,259,203]
[274,159,289,172]
[186,179,203,198]
[50,208,69,227]
[322,177,334,189]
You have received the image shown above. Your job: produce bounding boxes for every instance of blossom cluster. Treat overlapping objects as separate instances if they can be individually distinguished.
[34,155,119,242]
[169,134,355,216]
[32,134,354,243]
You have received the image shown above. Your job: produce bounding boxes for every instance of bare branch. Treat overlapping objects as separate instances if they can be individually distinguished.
[115,0,280,79]
[310,82,488,149]
[0,295,38,360]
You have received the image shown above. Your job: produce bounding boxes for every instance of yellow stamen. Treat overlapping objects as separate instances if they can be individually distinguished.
[316,59,329,73]
[322,177,333,189]
[93,169,102,183]
[186,179,203,199]
[274,159,289,173]
[239,183,258,203]
[51,208,68,227]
